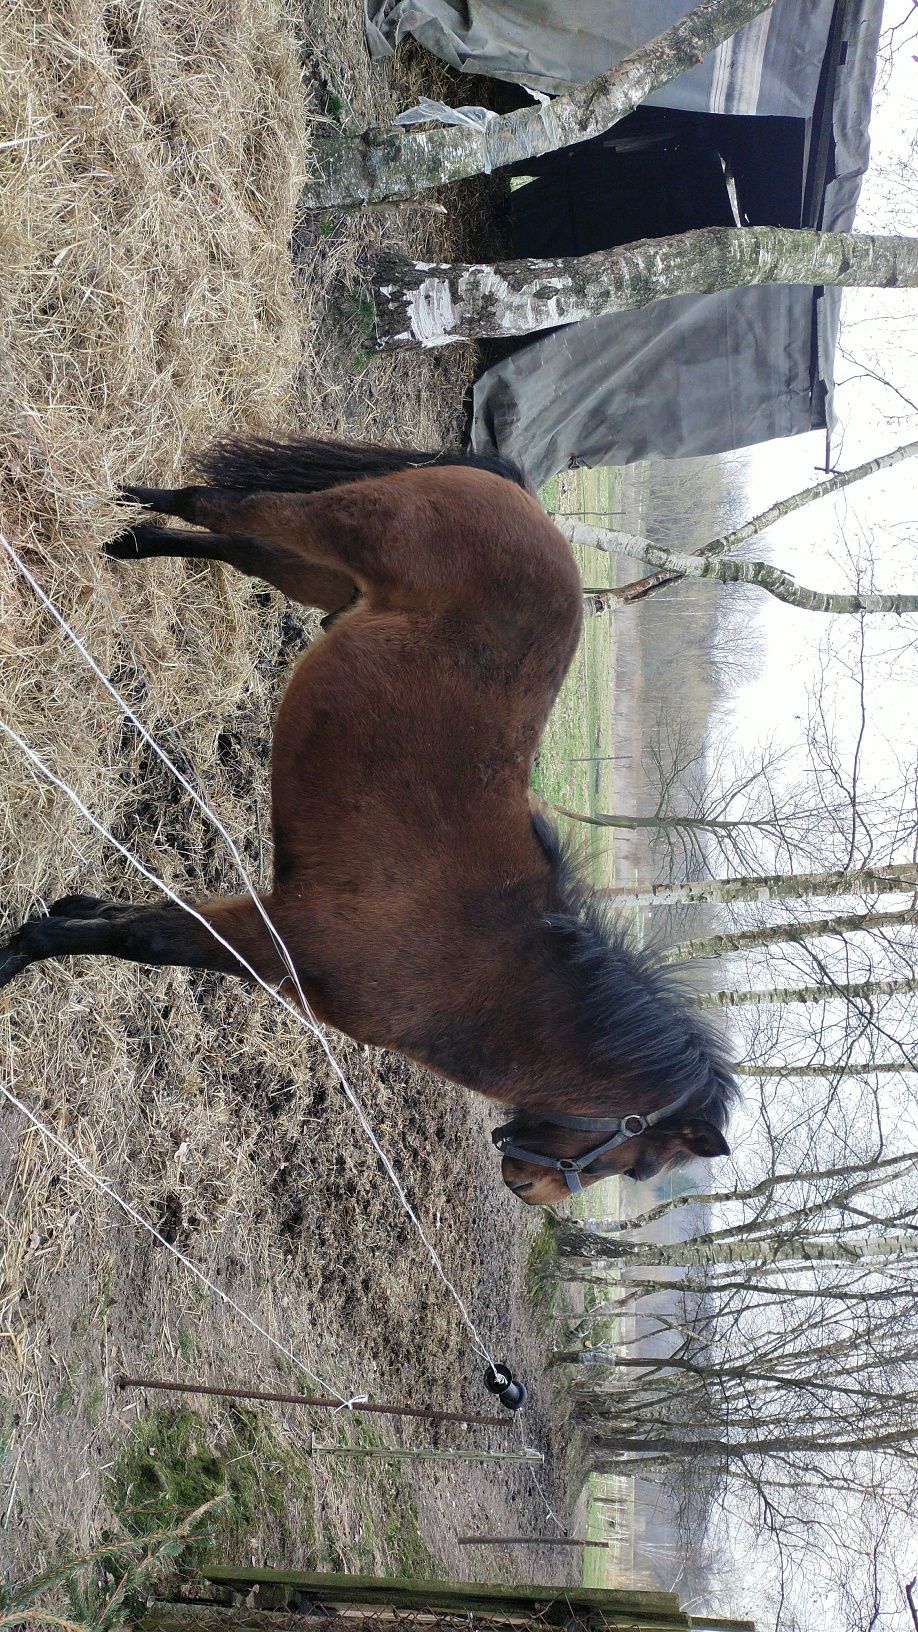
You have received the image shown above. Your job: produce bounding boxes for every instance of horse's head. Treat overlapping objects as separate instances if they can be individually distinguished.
[494,1102,731,1205]
[490,815,738,1206]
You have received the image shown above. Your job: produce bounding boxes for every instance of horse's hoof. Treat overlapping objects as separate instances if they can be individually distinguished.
[118,485,163,509]
[104,529,145,560]
[49,894,105,919]
[0,947,29,990]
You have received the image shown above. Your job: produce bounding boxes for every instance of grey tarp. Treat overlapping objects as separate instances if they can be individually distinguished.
[471,287,816,486]
[365,0,836,114]
[464,0,882,481]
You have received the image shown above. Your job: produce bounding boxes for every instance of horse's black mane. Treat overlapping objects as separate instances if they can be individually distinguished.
[532,811,738,1135]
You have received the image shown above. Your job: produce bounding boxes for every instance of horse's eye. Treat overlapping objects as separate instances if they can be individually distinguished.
[623,1167,637,1181]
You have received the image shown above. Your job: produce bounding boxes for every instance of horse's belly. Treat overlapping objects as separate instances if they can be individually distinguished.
[269,610,536,870]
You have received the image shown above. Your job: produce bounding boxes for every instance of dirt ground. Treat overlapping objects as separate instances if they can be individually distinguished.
[0,0,580,1603]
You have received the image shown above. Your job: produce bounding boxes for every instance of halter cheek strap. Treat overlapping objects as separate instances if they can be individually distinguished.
[491,1088,694,1194]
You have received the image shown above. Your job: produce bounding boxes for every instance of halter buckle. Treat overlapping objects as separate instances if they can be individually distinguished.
[557,1157,583,1173]
[621,1114,648,1138]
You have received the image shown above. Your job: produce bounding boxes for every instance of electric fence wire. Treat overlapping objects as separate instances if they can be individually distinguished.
[0,528,573,1532]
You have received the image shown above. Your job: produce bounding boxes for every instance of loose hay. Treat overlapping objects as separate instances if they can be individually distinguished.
[0,0,565,1591]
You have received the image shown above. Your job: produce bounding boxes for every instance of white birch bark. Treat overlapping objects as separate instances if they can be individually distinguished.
[305,0,777,208]
[556,808,775,835]
[575,438,918,606]
[558,1228,918,1268]
[698,973,918,1009]
[585,1151,918,1235]
[595,861,918,907]
[374,228,918,348]
[735,1061,917,1077]
[662,905,918,963]
[566,519,918,614]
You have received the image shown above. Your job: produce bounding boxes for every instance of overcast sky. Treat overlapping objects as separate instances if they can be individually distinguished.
[726,0,917,781]
[698,13,918,1619]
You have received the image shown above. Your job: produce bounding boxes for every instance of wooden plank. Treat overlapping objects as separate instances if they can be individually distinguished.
[145,1610,756,1632]
[201,1570,685,1621]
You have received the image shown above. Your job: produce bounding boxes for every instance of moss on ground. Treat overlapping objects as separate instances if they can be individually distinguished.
[108,1406,316,1565]
[109,1405,435,1579]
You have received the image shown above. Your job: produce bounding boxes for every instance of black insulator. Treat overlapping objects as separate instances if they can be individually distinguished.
[483,1364,528,1411]
[484,1363,513,1394]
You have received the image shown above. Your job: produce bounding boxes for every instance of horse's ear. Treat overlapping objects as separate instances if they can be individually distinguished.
[679,1118,730,1158]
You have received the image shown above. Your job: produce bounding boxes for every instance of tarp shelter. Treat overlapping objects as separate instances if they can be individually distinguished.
[366,0,884,483]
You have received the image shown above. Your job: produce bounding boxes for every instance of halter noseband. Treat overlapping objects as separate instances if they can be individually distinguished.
[491,1089,694,1194]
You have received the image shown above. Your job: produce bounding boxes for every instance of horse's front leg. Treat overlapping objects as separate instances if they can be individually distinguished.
[0,893,284,990]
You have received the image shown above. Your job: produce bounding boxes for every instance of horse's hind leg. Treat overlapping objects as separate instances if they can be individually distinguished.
[0,893,286,991]
[107,520,355,618]
[114,480,450,607]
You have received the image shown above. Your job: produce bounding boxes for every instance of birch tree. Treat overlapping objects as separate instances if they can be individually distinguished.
[572,689,918,885]
[568,438,918,610]
[596,861,918,908]
[374,228,918,348]
[571,527,918,615]
[305,0,778,209]
[547,1122,918,1626]
[661,906,918,964]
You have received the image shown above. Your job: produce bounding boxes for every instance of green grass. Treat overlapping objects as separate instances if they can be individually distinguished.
[108,1406,315,1565]
[525,1214,562,1312]
[110,1405,436,1580]
[533,473,637,1584]
[535,469,622,886]
[316,1420,437,1578]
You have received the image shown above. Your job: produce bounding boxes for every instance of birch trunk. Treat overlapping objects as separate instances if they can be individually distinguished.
[586,1151,918,1235]
[566,520,918,614]
[374,228,918,348]
[557,1228,918,1268]
[662,905,918,963]
[699,973,918,1008]
[595,861,918,907]
[556,808,772,835]
[305,0,777,208]
[577,437,918,606]
[735,1061,917,1077]
[590,1420,918,1460]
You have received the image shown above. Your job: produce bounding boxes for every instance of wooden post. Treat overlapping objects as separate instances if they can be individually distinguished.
[457,1535,611,1549]
[310,1444,543,1466]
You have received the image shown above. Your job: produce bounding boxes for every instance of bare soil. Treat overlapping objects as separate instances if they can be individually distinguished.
[0,0,577,1600]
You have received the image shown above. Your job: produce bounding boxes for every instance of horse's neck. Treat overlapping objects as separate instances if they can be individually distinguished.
[467,896,612,1116]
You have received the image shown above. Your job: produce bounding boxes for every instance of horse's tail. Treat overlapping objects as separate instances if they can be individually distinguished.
[196,436,529,495]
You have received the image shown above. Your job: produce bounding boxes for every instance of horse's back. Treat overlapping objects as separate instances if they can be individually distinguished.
[298,464,582,646]
[269,465,581,892]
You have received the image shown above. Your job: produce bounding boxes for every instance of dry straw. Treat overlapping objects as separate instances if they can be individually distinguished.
[0,0,507,1577]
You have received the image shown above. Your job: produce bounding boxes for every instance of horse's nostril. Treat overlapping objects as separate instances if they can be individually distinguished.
[510,1180,534,1195]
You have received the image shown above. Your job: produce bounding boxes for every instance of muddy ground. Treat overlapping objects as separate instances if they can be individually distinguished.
[0,0,582,1604]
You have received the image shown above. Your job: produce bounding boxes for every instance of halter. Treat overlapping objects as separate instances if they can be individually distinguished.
[491,1088,694,1194]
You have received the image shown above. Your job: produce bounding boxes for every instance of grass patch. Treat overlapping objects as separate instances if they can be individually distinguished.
[534,469,623,886]
[111,1407,435,1579]
[316,1421,437,1577]
[525,1214,561,1313]
[109,1406,316,1566]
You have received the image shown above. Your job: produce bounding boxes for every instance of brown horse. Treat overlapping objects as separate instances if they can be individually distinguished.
[0,438,735,1203]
